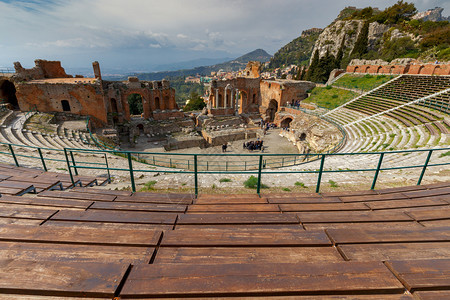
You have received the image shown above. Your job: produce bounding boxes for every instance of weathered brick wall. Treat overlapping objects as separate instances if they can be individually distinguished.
[346,63,450,75]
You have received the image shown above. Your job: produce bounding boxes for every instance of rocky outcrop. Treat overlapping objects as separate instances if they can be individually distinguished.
[412,7,449,22]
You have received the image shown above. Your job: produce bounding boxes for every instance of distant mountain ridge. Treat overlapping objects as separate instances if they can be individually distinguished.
[131,49,272,81]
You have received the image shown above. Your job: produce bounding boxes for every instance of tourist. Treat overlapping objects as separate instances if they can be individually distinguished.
[222,143,227,152]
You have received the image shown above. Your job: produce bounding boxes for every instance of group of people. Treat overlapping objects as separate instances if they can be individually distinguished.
[289,99,301,108]
[243,140,264,152]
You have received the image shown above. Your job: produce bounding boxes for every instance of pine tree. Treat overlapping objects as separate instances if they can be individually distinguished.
[350,21,369,59]
[305,49,319,81]
[335,35,345,69]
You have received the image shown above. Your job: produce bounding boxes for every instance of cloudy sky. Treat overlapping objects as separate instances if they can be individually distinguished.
[1,0,448,74]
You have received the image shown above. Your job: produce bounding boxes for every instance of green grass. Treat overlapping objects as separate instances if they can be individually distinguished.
[56,167,67,171]
[139,180,157,192]
[333,74,396,92]
[282,187,291,192]
[295,181,307,188]
[243,176,268,189]
[329,180,339,188]
[439,151,450,158]
[219,178,232,183]
[302,87,358,109]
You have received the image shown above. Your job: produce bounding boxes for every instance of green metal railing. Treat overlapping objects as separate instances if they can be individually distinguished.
[0,141,448,196]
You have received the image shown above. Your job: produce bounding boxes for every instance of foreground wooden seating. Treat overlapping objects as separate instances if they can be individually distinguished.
[0,173,447,298]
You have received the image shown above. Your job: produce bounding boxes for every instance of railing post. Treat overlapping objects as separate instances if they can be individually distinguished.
[127,152,136,193]
[63,148,75,186]
[226,161,228,171]
[282,157,284,167]
[316,154,326,193]
[256,155,263,196]
[371,152,384,190]
[194,155,198,197]
[207,161,209,171]
[244,161,247,171]
[70,151,79,176]
[153,156,155,165]
[8,144,19,167]
[188,160,190,170]
[417,150,433,186]
[37,148,47,172]
[104,153,111,183]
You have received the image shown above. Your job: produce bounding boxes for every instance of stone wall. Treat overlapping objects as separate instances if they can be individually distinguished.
[14,60,72,81]
[346,62,450,76]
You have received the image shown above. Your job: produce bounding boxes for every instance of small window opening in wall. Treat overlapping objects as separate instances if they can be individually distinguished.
[61,100,71,112]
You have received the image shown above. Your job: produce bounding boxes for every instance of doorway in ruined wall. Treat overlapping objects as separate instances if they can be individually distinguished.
[127,93,144,116]
[281,117,293,128]
[110,98,119,124]
[0,80,19,109]
[154,97,161,110]
[136,124,144,135]
[61,100,71,112]
[266,99,278,122]
[239,91,248,112]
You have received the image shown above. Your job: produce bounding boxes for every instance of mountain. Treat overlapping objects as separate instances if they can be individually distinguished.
[130,49,272,81]
[151,57,234,72]
[268,28,322,69]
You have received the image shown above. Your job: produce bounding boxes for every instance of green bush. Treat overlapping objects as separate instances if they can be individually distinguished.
[295,181,307,188]
[244,176,268,189]
[282,187,291,192]
[329,180,339,188]
[219,178,232,183]
[140,180,157,192]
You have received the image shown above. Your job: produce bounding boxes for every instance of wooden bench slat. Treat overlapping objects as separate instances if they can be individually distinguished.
[0,259,128,297]
[385,259,450,292]
[43,220,174,231]
[339,193,407,203]
[194,197,269,205]
[365,198,448,210]
[161,230,331,247]
[413,291,450,300]
[407,208,450,221]
[154,247,343,264]
[50,210,177,225]
[403,187,450,198]
[279,203,369,212]
[90,201,186,213]
[38,190,116,202]
[187,204,280,213]
[297,211,413,223]
[0,224,162,246]
[327,227,450,244]
[115,195,193,205]
[120,261,404,297]
[338,242,450,261]
[71,187,132,196]
[304,222,423,230]
[177,213,299,225]
[0,207,57,220]
[268,196,342,204]
[0,195,93,209]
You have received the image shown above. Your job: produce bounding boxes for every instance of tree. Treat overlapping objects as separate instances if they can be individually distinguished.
[127,94,143,115]
[312,50,336,83]
[374,1,417,24]
[305,50,319,81]
[183,91,206,112]
[335,35,346,69]
[351,21,369,59]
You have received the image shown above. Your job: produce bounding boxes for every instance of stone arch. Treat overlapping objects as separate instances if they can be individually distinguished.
[110,98,118,113]
[61,100,71,112]
[127,93,144,116]
[418,65,425,74]
[364,66,370,73]
[163,95,170,109]
[299,132,307,141]
[376,66,383,74]
[136,123,144,135]
[354,66,359,73]
[0,80,18,109]
[432,65,440,75]
[218,93,224,107]
[266,99,278,122]
[281,117,293,128]
[389,66,395,74]
[154,97,160,110]
[239,91,248,111]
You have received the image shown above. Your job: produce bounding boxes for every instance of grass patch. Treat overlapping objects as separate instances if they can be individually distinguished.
[302,87,358,109]
[329,180,339,188]
[139,180,157,191]
[333,74,396,91]
[56,167,67,171]
[439,151,450,158]
[282,187,291,192]
[219,178,232,183]
[295,181,307,188]
[243,175,268,189]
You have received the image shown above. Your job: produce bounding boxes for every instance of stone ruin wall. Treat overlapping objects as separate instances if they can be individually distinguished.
[346,59,450,76]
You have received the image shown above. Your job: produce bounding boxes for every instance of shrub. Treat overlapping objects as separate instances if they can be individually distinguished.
[329,180,339,188]
[295,181,307,188]
[282,187,291,192]
[140,180,157,192]
[219,178,232,183]
[244,176,268,189]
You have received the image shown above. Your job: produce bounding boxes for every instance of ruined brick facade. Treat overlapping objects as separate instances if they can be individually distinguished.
[2,60,183,127]
[206,62,315,122]
[346,63,450,75]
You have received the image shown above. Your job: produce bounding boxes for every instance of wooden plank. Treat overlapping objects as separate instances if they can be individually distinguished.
[0,207,57,220]
[0,241,154,264]
[161,230,331,247]
[320,190,378,197]
[414,291,450,300]
[194,197,268,205]
[326,227,450,244]
[174,224,305,231]
[304,222,423,230]
[43,220,173,231]
[365,198,448,210]
[0,295,110,299]
[0,195,93,209]
[38,190,116,202]
[71,187,132,196]
[375,185,428,194]
[118,296,414,300]
[154,247,343,264]
[187,204,280,213]
[50,210,177,225]
[403,187,450,198]
[0,181,35,189]
[115,195,193,205]
[0,224,162,246]
[177,213,299,225]
[407,208,450,221]
[90,201,186,213]
[385,259,450,292]
[0,259,128,297]
[339,193,407,203]
[0,187,27,196]
[262,192,322,199]
[131,192,193,201]
[120,261,404,297]
[279,203,369,212]
[268,196,341,204]
[338,242,450,261]
[0,218,42,226]
[297,211,413,223]
[420,219,450,227]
